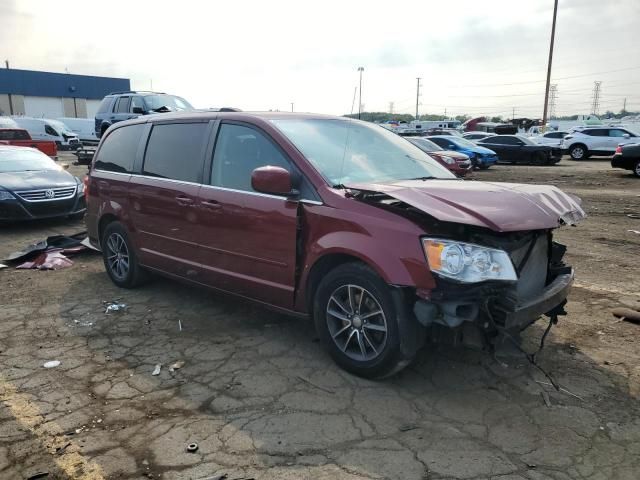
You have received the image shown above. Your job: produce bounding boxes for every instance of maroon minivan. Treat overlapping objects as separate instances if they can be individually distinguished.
[86,112,585,378]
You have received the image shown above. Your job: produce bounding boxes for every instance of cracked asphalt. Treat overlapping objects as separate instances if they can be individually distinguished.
[1,154,639,479]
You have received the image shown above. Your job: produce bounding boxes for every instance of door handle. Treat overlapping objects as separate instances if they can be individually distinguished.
[175,195,194,206]
[201,199,222,210]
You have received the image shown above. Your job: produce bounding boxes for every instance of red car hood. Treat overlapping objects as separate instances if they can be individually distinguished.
[346,179,586,232]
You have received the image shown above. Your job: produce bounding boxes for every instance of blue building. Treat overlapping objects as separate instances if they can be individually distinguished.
[0,68,130,119]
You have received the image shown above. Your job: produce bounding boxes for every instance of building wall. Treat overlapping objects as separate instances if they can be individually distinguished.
[0,93,26,116]
[24,96,64,118]
[86,100,102,119]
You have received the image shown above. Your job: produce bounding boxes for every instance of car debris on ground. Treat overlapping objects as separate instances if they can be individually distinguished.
[169,361,185,372]
[5,232,96,270]
[104,301,127,314]
[43,360,60,368]
[152,364,162,376]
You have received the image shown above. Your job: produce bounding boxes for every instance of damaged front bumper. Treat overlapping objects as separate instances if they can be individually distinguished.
[497,269,573,330]
[413,267,574,338]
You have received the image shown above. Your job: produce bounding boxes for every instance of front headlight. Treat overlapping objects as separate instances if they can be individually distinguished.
[441,155,455,165]
[0,190,15,201]
[422,238,517,283]
[77,182,85,194]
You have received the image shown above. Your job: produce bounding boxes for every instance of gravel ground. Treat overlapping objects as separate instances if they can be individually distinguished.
[0,153,639,480]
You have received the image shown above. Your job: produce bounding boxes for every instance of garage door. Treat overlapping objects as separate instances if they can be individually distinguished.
[24,96,64,118]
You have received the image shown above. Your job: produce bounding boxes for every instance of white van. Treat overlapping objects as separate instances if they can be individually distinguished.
[12,117,80,150]
[0,117,19,128]
[57,117,99,145]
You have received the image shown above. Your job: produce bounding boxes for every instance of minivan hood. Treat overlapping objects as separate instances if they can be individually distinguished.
[347,179,585,232]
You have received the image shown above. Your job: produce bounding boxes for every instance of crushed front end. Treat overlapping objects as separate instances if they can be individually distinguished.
[413,229,573,349]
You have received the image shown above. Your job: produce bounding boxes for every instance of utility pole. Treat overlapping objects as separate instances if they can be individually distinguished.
[444,108,447,119]
[4,60,9,69]
[388,101,394,114]
[357,67,364,120]
[541,0,559,130]
[350,86,357,115]
[512,107,515,120]
[290,102,294,112]
[548,84,558,119]
[415,77,422,120]
[591,81,602,115]
[623,97,627,112]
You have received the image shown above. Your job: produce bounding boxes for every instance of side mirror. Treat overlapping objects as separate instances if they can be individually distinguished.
[623,133,630,138]
[132,106,144,114]
[251,166,295,197]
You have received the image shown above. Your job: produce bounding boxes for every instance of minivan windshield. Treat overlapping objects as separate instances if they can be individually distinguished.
[144,95,193,112]
[272,119,456,185]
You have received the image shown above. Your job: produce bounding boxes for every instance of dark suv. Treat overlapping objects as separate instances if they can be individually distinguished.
[86,112,585,378]
[94,91,192,139]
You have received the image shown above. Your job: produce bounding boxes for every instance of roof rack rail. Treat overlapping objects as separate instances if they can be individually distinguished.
[107,90,167,95]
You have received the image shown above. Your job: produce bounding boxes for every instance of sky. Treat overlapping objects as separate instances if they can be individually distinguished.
[1,0,639,118]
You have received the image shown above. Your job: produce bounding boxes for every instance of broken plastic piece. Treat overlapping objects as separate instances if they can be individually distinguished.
[186,442,199,453]
[169,361,185,372]
[105,302,127,314]
[43,360,61,368]
[152,364,161,376]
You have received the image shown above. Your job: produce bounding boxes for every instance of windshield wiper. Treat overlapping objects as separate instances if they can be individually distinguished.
[406,176,436,181]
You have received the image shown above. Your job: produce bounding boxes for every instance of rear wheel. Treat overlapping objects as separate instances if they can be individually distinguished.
[101,221,147,288]
[634,160,640,178]
[569,144,587,160]
[313,262,415,378]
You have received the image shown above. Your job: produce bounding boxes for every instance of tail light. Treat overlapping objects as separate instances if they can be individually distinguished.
[83,175,90,201]
[615,145,623,154]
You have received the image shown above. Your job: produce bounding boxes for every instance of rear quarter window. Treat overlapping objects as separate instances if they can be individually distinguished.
[94,124,144,173]
[142,123,208,183]
[97,97,114,114]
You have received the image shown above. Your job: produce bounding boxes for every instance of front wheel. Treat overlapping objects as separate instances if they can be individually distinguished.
[634,160,640,178]
[569,144,587,160]
[313,263,415,378]
[101,221,148,288]
[532,151,548,166]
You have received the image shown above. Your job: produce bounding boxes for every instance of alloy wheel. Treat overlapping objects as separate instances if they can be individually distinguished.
[635,161,640,178]
[105,232,130,281]
[571,146,584,159]
[326,284,388,362]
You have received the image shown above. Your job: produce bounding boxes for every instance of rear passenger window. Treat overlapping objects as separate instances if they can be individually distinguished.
[143,123,208,183]
[211,123,291,192]
[115,97,130,113]
[94,124,144,173]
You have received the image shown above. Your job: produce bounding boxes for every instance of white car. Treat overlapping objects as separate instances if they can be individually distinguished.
[463,131,496,142]
[561,127,638,160]
[532,131,568,148]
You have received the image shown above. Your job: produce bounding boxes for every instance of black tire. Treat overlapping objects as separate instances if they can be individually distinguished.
[634,160,640,178]
[313,262,416,378]
[101,221,147,288]
[569,144,588,160]
[478,164,490,170]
